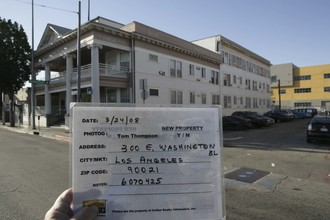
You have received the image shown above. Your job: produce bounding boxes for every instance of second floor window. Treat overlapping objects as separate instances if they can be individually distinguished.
[189,64,194,76]
[211,70,219,85]
[201,67,206,78]
[170,60,182,78]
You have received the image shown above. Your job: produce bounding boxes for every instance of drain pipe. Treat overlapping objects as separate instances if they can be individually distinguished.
[130,35,136,104]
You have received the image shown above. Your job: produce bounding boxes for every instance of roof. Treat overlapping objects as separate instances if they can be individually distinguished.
[37,24,72,49]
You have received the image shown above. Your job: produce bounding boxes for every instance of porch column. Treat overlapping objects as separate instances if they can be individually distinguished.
[90,44,102,103]
[44,64,51,115]
[65,54,73,116]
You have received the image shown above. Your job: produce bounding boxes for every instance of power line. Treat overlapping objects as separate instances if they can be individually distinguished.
[11,0,77,14]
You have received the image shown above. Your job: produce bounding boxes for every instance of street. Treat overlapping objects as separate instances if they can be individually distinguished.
[0,118,329,219]
[0,129,69,219]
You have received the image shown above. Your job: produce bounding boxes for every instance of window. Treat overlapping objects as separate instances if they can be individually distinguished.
[212,95,220,105]
[324,87,330,92]
[211,70,219,85]
[177,61,182,78]
[170,60,182,78]
[190,92,195,104]
[271,76,277,83]
[106,89,117,103]
[280,89,286,94]
[253,81,258,91]
[201,94,207,104]
[294,102,311,107]
[246,79,251,90]
[253,98,258,108]
[120,88,130,103]
[224,96,231,108]
[170,90,183,104]
[189,64,194,76]
[294,88,311,93]
[201,67,206,78]
[149,89,159,96]
[224,73,231,86]
[324,73,330,78]
[238,76,243,85]
[245,97,251,108]
[294,75,311,81]
[149,54,158,62]
[170,60,176,77]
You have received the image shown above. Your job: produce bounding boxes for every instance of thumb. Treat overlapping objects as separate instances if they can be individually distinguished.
[71,206,99,220]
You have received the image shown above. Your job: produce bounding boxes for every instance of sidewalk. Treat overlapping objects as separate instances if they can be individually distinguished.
[0,123,71,142]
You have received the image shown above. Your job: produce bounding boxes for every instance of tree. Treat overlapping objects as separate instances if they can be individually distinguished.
[0,18,31,126]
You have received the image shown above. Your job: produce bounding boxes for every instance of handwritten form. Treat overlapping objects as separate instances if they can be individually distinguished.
[71,106,224,220]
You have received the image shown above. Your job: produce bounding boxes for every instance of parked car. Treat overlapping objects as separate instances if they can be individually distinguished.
[291,109,309,119]
[231,111,269,128]
[222,116,252,131]
[264,111,290,122]
[295,108,317,118]
[272,109,295,120]
[306,115,330,143]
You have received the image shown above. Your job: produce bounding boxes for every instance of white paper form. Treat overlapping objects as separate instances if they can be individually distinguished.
[71,105,224,220]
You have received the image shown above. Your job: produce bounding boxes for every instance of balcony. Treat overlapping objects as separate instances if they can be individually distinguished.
[50,63,129,83]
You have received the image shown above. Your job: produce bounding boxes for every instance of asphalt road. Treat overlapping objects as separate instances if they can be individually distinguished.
[0,118,329,219]
[223,118,330,220]
[0,128,70,220]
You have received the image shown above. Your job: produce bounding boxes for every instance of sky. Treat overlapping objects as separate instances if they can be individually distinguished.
[1,0,330,67]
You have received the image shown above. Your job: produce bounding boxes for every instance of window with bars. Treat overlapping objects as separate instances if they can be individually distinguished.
[294,88,311,93]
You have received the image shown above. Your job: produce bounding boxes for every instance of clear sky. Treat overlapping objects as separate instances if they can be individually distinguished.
[1,0,329,67]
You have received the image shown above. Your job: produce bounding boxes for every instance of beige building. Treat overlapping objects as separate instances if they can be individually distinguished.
[33,17,221,126]
[193,35,272,116]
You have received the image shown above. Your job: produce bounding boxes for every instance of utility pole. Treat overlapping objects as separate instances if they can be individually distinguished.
[88,0,90,21]
[77,1,81,102]
[278,79,281,110]
[31,0,36,129]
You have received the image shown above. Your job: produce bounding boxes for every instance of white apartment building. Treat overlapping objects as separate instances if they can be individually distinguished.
[192,36,272,116]
[33,17,221,126]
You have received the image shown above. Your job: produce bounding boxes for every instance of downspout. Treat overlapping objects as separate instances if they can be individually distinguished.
[218,36,223,107]
[130,35,136,104]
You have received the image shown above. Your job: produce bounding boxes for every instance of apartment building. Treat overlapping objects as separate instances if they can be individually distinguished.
[33,17,221,126]
[271,63,330,111]
[192,35,272,116]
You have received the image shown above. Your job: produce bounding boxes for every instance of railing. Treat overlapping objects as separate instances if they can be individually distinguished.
[46,63,129,84]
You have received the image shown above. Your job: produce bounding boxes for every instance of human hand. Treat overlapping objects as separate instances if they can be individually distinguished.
[44,188,99,220]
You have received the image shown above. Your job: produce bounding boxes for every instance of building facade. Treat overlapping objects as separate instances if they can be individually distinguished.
[33,17,221,126]
[192,35,272,116]
[271,63,330,111]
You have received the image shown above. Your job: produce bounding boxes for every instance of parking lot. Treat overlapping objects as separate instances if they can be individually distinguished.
[222,118,330,219]
[223,117,329,150]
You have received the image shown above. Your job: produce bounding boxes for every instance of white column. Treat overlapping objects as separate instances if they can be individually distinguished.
[65,54,73,116]
[44,64,51,115]
[90,44,102,103]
